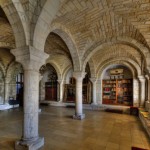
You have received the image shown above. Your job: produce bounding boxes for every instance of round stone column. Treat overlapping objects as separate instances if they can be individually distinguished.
[90,78,97,105]
[145,75,150,102]
[11,46,48,150]
[73,71,86,120]
[138,75,146,107]
[145,75,150,119]
[4,77,12,104]
[133,78,140,107]
[57,79,64,102]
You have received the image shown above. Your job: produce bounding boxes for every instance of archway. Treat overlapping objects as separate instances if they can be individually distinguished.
[40,64,58,101]
[16,73,24,106]
[7,62,24,106]
[63,63,91,104]
[101,64,133,106]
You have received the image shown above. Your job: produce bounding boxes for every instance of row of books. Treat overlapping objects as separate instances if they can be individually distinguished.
[103,85,116,87]
[103,88,116,91]
[118,80,131,83]
[103,80,116,84]
[103,95,116,99]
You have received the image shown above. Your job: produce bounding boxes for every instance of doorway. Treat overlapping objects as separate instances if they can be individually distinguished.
[16,73,24,106]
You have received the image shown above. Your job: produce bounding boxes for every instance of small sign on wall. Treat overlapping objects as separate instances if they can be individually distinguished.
[109,68,124,75]
[109,68,124,79]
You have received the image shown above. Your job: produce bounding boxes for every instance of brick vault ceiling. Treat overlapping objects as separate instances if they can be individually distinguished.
[92,44,143,70]
[0,7,15,47]
[53,0,150,58]
[0,48,15,67]
[45,32,72,61]
[0,0,149,68]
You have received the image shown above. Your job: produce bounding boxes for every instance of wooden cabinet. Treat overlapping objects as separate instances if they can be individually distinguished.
[45,82,57,101]
[117,79,133,106]
[63,84,75,102]
[63,83,91,104]
[102,79,132,106]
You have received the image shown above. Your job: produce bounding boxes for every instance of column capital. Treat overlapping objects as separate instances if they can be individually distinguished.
[57,79,63,84]
[73,71,86,80]
[145,74,150,80]
[11,46,49,71]
[138,75,146,81]
[90,77,97,83]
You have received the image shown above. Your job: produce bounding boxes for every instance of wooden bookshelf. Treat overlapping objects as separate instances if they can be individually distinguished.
[63,83,91,104]
[102,79,133,106]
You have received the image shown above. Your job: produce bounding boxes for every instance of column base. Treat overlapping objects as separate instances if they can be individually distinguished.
[73,114,85,120]
[145,101,150,111]
[15,137,44,150]
[91,102,97,105]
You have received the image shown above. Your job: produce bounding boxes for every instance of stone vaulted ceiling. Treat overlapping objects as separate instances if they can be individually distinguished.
[53,0,150,59]
[0,7,15,48]
[0,0,150,74]
[45,32,71,57]
[45,32,72,72]
[0,48,15,68]
[91,44,143,71]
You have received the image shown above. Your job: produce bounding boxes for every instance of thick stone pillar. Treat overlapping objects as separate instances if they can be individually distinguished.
[145,75,150,102]
[57,79,64,102]
[11,46,48,150]
[73,71,86,120]
[39,75,45,101]
[4,77,12,104]
[90,78,97,105]
[133,78,140,107]
[96,79,102,104]
[145,75,150,118]
[4,77,8,104]
[138,75,146,107]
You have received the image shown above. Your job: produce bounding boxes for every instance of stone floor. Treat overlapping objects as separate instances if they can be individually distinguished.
[0,106,149,150]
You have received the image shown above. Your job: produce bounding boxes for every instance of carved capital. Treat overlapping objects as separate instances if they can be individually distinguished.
[11,46,48,71]
[57,79,63,84]
[73,71,86,80]
[138,75,146,82]
[145,74,150,80]
[90,77,97,83]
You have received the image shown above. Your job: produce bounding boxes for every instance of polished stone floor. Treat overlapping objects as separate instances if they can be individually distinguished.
[0,106,149,150]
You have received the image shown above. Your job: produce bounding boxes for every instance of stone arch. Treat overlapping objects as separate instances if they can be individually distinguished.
[82,37,149,71]
[33,0,60,50]
[51,28,80,71]
[40,62,61,81]
[63,67,73,84]
[62,65,72,81]
[48,62,62,80]
[97,59,140,79]
[97,60,140,106]
[34,15,80,70]
[7,62,23,83]
[1,0,27,47]
[88,58,96,78]
[46,25,80,71]
[40,63,59,101]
